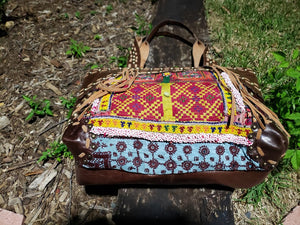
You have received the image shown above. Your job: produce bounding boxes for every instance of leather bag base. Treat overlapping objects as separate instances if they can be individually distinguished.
[75,166,269,189]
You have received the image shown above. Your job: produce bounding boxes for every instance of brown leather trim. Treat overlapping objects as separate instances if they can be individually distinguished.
[75,167,269,189]
[248,122,289,170]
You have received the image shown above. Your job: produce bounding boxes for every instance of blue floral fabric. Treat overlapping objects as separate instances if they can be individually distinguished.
[82,136,261,175]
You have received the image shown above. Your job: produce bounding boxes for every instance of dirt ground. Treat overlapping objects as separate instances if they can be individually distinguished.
[0,0,298,224]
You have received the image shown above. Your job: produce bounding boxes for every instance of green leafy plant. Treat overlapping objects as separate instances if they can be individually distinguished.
[240,48,300,207]
[84,62,103,70]
[0,0,7,6]
[75,11,81,19]
[63,13,69,19]
[90,10,97,16]
[106,4,113,14]
[0,0,8,23]
[94,0,102,6]
[23,95,53,121]
[38,141,73,163]
[263,49,300,170]
[90,64,102,69]
[60,96,77,119]
[109,45,131,68]
[94,34,102,40]
[131,13,153,36]
[66,39,90,58]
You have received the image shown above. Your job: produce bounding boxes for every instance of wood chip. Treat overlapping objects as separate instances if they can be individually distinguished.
[8,197,24,214]
[63,169,72,179]
[0,116,10,130]
[59,191,68,202]
[44,82,62,96]
[0,195,5,205]
[28,168,58,191]
[24,169,44,177]
[50,59,63,68]
[14,100,25,114]
[2,157,12,163]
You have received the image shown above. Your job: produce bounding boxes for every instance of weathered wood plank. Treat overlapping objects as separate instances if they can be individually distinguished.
[146,0,210,68]
[114,186,234,225]
[114,1,235,224]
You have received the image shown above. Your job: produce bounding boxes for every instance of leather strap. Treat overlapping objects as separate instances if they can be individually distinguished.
[146,20,198,42]
[138,20,206,68]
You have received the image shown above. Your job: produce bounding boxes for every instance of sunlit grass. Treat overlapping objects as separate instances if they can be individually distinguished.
[205,0,299,84]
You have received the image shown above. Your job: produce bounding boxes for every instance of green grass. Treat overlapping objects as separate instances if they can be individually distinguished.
[205,0,300,223]
[205,0,300,82]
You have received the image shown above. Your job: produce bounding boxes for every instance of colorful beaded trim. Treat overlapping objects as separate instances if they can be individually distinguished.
[89,121,252,145]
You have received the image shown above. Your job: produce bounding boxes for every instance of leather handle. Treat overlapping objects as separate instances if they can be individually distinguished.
[146,20,198,43]
[139,38,206,68]
[138,20,206,68]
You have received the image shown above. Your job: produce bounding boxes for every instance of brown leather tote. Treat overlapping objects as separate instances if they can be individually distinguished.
[62,20,289,188]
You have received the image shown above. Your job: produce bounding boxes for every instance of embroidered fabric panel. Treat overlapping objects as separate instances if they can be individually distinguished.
[106,81,224,122]
[90,70,227,123]
[110,83,164,121]
[88,70,252,144]
[170,82,223,121]
[82,136,262,174]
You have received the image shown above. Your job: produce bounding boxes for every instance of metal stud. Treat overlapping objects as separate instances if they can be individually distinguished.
[252,125,257,130]
[255,155,259,159]
[87,154,93,160]
[88,124,93,129]
[91,133,97,139]
[91,144,96,149]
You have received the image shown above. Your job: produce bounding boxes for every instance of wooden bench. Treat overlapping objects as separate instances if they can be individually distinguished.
[112,1,235,224]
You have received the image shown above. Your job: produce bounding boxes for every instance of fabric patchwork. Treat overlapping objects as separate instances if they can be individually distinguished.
[83,136,261,174]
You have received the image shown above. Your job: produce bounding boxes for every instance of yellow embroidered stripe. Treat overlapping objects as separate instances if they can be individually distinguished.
[99,93,111,111]
[89,118,251,137]
[161,83,176,121]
